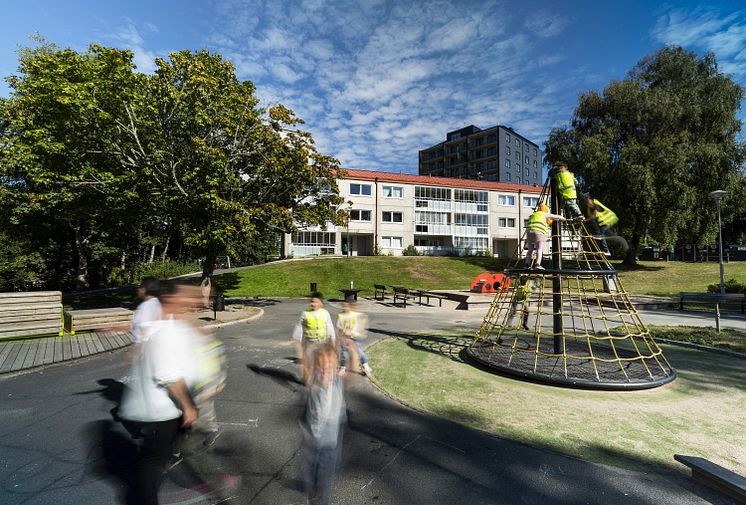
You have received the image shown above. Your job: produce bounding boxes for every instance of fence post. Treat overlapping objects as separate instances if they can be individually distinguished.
[715,303,721,333]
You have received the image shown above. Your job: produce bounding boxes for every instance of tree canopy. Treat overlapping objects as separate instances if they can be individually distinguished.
[0,40,344,289]
[545,46,745,265]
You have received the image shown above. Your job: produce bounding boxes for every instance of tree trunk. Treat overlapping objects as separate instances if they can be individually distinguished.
[160,236,170,262]
[73,224,90,290]
[201,252,217,281]
[149,244,155,263]
[623,224,644,267]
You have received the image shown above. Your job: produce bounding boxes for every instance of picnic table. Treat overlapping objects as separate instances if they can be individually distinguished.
[338,288,362,301]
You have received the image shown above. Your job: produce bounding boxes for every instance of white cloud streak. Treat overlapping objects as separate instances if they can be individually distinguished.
[652,6,746,76]
[206,0,571,171]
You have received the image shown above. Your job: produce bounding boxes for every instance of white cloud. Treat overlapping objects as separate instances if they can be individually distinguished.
[205,0,571,171]
[111,19,159,73]
[652,7,746,76]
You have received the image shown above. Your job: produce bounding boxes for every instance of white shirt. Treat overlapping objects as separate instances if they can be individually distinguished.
[131,297,162,344]
[120,318,198,422]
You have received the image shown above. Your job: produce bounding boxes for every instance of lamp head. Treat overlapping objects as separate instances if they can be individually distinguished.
[709,190,726,201]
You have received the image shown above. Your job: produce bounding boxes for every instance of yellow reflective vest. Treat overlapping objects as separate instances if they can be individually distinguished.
[555,170,577,200]
[515,280,531,302]
[526,211,549,235]
[594,199,618,228]
[337,311,366,340]
[303,308,330,341]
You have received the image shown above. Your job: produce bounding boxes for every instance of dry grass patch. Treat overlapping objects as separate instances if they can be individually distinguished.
[368,331,746,475]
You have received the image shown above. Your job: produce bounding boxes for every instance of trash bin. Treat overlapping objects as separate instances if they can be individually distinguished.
[310,282,318,293]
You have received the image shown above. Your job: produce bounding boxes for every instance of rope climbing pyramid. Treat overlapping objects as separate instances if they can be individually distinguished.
[467,168,676,390]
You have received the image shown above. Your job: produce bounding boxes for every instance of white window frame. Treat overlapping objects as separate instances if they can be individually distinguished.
[350,209,372,222]
[382,211,403,223]
[381,236,403,249]
[498,217,516,228]
[523,196,540,207]
[350,183,372,197]
[382,185,403,199]
[498,194,516,206]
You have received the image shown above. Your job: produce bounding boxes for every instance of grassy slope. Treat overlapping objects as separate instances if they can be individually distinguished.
[216,256,505,298]
[368,333,746,474]
[215,256,746,298]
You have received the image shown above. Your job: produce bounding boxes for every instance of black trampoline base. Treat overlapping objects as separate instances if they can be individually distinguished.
[467,339,676,391]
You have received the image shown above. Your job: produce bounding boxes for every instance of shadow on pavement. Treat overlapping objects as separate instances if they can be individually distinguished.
[247,363,304,390]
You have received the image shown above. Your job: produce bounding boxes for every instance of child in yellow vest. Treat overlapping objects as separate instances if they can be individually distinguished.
[293,291,336,385]
[336,297,372,377]
[552,162,584,219]
[524,203,568,269]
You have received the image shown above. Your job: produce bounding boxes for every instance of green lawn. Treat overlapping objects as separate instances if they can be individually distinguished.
[644,325,746,353]
[213,256,746,298]
[367,332,746,475]
[613,260,746,296]
[215,256,507,298]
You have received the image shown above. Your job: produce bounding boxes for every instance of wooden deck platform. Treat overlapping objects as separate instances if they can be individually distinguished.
[0,330,133,375]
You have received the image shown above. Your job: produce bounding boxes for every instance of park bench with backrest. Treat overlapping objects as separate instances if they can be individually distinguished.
[392,286,411,307]
[0,291,64,339]
[679,292,745,313]
[409,289,445,307]
[374,284,390,300]
[675,454,746,503]
[64,307,133,335]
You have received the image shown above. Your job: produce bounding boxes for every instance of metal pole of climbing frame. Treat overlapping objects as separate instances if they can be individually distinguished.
[550,168,563,354]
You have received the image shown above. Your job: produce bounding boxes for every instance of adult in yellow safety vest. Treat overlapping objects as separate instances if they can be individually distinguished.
[524,203,568,269]
[583,196,619,255]
[552,161,584,219]
[293,291,336,384]
[336,297,372,377]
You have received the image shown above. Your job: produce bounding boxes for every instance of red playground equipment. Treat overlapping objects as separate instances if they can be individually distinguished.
[470,272,511,293]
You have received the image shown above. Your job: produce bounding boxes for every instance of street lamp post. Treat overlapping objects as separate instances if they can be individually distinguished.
[709,190,726,295]
[346,202,353,258]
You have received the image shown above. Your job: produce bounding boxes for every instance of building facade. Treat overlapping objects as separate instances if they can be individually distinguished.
[284,169,542,259]
[419,125,542,185]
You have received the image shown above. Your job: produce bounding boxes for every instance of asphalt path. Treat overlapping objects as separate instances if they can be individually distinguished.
[0,299,733,505]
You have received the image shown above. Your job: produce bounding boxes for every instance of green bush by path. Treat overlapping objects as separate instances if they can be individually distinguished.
[645,325,746,353]
[367,333,746,475]
[613,260,746,296]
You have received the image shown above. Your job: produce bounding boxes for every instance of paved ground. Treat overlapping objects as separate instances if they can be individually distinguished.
[0,298,738,504]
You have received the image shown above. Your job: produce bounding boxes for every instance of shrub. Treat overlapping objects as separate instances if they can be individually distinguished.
[707,278,746,294]
[107,261,200,286]
[402,244,419,256]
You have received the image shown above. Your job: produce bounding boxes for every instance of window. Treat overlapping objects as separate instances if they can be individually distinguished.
[382,211,403,223]
[525,156,529,164]
[454,236,488,251]
[454,213,488,226]
[524,168,529,176]
[349,209,371,221]
[524,144,529,153]
[533,160,538,168]
[534,171,538,180]
[350,183,372,196]
[290,231,336,255]
[415,211,449,225]
[515,137,520,146]
[505,133,511,143]
[498,194,516,206]
[516,177,521,184]
[515,163,520,171]
[498,217,516,228]
[506,172,511,182]
[505,146,511,156]
[505,159,511,168]
[523,196,540,207]
[534,148,538,157]
[381,236,403,249]
[382,185,403,198]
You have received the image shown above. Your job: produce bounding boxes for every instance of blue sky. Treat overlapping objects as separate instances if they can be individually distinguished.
[1,0,745,173]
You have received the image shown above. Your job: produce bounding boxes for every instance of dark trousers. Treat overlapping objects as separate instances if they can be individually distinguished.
[303,438,343,505]
[128,418,181,505]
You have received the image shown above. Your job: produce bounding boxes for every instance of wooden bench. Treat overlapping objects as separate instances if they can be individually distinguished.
[374,284,389,300]
[410,289,446,307]
[679,292,745,313]
[0,291,64,339]
[64,307,133,335]
[392,287,411,307]
[442,293,471,310]
[675,454,746,503]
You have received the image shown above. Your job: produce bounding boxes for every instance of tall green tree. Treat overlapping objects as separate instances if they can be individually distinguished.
[116,50,345,279]
[545,46,745,265]
[0,40,144,288]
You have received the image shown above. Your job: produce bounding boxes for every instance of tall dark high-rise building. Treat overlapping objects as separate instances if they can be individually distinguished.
[419,125,542,185]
